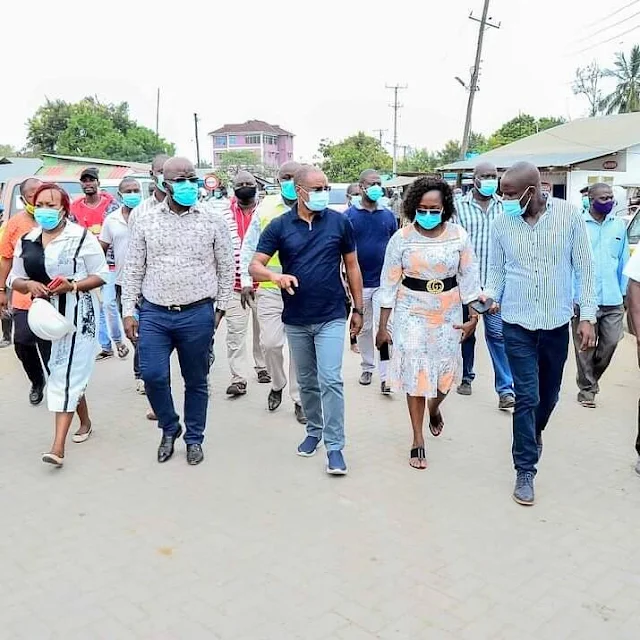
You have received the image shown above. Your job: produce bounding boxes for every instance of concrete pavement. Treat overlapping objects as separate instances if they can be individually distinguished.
[0,323,639,640]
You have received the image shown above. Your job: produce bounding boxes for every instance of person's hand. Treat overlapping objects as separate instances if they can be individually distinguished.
[214,309,225,330]
[47,277,74,296]
[376,328,393,350]
[573,303,580,317]
[240,286,255,310]
[0,290,8,315]
[350,311,363,338]
[454,315,479,342]
[124,316,139,343]
[577,320,596,351]
[275,273,298,295]
[26,280,51,299]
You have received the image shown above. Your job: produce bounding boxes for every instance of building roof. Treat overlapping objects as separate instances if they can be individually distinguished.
[0,157,44,182]
[41,154,150,172]
[440,112,640,171]
[208,120,293,137]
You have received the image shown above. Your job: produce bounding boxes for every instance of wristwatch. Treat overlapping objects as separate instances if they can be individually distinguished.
[352,307,364,316]
[72,282,78,294]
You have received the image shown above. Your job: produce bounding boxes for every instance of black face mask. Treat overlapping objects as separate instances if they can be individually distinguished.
[234,186,257,202]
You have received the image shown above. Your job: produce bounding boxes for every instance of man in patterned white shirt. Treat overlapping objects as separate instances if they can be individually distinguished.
[485,161,596,506]
[122,157,234,467]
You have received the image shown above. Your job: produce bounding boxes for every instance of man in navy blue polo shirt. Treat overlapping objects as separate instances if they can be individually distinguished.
[347,169,397,394]
[250,165,364,476]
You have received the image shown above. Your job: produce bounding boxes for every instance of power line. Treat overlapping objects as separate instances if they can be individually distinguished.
[583,0,640,30]
[573,22,640,55]
[385,84,407,176]
[576,8,640,43]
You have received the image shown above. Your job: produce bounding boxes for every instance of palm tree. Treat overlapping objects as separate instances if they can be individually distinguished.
[602,45,640,114]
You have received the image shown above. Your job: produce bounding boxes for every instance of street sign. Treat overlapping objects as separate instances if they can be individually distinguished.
[204,174,220,191]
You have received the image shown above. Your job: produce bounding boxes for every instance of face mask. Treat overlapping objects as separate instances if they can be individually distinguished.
[582,195,590,209]
[121,193,142,209]
[304,190,330,212]
[169,181,198,207]
[477,179,498,197]
[502,187,533,217]
[415,209,442,230]
[280,179,297,201]
[34,207,63,231]
[155,173,166,193]
[593,199,615,216]
[234,186,257,202]
[350,195,362,208]
[213,189,222,199]
[23,200,36,216]
[365,185,384,202]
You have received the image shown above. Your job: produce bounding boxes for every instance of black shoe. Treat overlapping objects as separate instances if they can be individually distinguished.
[498,393,515,410]
[157,427,183,463]
[29,385,44,406]
[226,381,247,397]
[294,403,307,425]
[268,388,283,412]
[186,443,204,465]
[457,381,472,396]
[257,370,272,384]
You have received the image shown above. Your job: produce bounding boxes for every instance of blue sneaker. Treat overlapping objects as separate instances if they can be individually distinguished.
[297,435,321,457]
[327,450,347,476]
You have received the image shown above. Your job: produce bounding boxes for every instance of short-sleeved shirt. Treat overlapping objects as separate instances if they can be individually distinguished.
[98,208,131,286]
[256,205,356,326]
[0,210,37,310]
[346,203,397,288]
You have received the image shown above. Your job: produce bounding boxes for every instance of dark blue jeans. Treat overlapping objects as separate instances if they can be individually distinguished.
[138,300,215,445]
[503,322,569,474]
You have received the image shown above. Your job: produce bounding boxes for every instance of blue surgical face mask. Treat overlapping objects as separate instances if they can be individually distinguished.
[582,195,590,209]
[350,195,362,208]
[34,207,63,231]
[304,190,330,212]
[365,184,384,202]
[121,193,142,209]
[502,186,533,217]
[477,178,498,197]
[415,209,442,230]
[155,173,166,193]
[280,179,297,201]
[169,181,199,207]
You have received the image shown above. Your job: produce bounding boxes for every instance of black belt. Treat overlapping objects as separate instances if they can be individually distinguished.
[143,297,213,312]
[402,276,458,294]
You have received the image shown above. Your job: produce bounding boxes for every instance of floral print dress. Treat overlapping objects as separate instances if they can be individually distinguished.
[378,222,481,397]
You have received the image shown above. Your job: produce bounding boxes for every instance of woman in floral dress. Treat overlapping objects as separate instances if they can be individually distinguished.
[376,178,482,469]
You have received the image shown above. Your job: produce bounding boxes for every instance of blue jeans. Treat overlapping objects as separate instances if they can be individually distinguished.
[285,318,346,451]
[99,271,123,351]
[503,322,569,474]
[138,300,215,444]
[461,307,514,396]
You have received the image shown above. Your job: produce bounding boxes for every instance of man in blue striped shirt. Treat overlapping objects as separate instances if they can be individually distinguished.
[485,162,597,506]
[572,183,629,408]
[455,161,514,409]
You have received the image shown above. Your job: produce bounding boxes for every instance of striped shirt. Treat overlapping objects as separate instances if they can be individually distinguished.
[454,192,503,286]
[485,197,597,331]
[221,200,257,292]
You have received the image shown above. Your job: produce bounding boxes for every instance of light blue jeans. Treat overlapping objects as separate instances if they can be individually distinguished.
[285,318,346,451]
[99,270,123,351]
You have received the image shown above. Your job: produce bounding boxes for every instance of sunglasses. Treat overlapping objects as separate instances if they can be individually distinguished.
[166,177,199,184]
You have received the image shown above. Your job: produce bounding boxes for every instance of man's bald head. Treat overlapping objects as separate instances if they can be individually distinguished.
[588,182,613,199]
[359,169,381,185]
[151,154,170,174]
[294,165,326,186]
[502,162,541,191]
[233,170,256,188]
[163,157,196,181]
[473,161,498,180]
[20,177,42,198]
[279,161,301,182]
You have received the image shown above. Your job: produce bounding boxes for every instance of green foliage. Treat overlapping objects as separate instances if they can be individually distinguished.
[436,133,488,165]
[397,148,438,173]
[602,45,640,114]
[318,132,392,182]
[0,144,16,157]
[486,114,565,149]
[215,150,261,185]
[26,97,175,162]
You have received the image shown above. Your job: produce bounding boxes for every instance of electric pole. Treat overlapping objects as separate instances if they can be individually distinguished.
[459,0,500,160]
[373,128,387,146]
[194,113,201,168]
[155,88,160,135]
[386,84,407,176]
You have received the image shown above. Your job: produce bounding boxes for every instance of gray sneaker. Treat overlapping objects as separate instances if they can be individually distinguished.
[635,457,640,477]
[513,471,535,506]
[359,371,373,386]
[457,381,472,396]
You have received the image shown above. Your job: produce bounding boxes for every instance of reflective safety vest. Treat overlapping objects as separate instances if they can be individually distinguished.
[257,196,287,289]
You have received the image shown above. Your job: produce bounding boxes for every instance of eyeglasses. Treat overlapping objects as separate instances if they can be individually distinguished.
[300,185,331,193]
[166,177,199,184]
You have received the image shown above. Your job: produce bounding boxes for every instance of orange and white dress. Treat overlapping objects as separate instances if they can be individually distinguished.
[378,222,481,397]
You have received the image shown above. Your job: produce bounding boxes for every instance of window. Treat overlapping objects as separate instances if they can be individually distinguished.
[214,136,226,145]
[245,134,261,145]
[229,135,237,145]
[263,135,277,145]
[628,211,640,246]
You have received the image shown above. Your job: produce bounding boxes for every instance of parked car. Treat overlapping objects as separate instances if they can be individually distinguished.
[624,207,640,255]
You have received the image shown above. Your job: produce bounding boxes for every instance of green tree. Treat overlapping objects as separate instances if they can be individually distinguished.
[573,62,604,117]
[436,133,487,165]
[487,114,565,149]
[318,132,392,182]
[397,148,438,173]
[215,150,261,185]
[0,144,16,157]
[602,45,640,114]
[26,97,175,162]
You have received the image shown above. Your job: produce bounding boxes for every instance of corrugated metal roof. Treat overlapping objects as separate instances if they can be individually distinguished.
[0,157,43,182]
[439,112,640,171]
[208,120,293,136]
[42,154,150,172]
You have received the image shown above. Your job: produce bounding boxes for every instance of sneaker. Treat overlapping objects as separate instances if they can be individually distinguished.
[359,371,373,386]
[96,350,114,361]
[635,457,640,477]
[380,381,392,395]
[257,370,272,384]
[226,381,247,397]
[297,435,321,457]
[513,471,535,506]
[457,381,472,396]
[135,380,146,395]
[294,403,308,425]
[327,450,348,476]
[498,393,515,410]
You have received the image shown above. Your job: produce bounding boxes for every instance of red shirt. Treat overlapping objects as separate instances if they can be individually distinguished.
[70,193,115,235]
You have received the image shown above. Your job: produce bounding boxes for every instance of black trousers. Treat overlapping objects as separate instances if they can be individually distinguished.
[636,398,640,457]
[13,309,51,388]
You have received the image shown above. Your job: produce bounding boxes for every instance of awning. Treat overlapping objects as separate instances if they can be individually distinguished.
[383,175,418,188]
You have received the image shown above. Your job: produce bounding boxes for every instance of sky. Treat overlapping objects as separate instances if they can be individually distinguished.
[2,0,640,164]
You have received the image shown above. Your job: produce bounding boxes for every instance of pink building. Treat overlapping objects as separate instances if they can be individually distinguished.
[208,120,294,170]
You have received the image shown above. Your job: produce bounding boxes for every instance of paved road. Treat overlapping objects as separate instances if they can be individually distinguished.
[1,323,639,640]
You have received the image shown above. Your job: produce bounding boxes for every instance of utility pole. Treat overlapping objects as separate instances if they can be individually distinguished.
[386,84,407,176]
[373,128,387,146]
[459,0,500,160]
[194,113,201,168]
[155,88,160,136]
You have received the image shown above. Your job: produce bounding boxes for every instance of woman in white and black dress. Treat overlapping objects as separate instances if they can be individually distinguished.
[9,183,108,467]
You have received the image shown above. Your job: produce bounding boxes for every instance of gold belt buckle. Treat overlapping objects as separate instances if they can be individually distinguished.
[425,279,445,294]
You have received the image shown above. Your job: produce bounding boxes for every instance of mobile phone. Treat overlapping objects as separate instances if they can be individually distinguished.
[469,298,494,315]
[350,335,358,346]
[48,276,64,289]
[379,342,391,361]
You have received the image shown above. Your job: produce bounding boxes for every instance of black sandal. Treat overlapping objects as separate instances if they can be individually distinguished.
[410,446,427,470]
[429,412,444,437]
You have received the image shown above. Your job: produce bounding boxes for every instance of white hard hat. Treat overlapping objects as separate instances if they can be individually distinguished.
[28,298,76,341]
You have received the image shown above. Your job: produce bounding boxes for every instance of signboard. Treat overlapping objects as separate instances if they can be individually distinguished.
[203,174,220,191]
[443,172,458,185]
